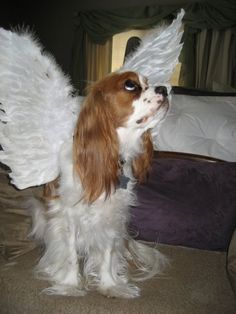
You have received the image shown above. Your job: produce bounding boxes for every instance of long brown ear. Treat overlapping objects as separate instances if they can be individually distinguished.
[132,130,153,183]
[73,87,120,203]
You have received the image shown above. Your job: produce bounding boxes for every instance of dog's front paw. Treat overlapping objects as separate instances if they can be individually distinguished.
[42,284,86,297]
[98,283,140,299]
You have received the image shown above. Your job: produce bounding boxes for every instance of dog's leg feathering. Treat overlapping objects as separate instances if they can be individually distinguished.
[127,239,169,282]
[27,197,47,242]
[30,198,85,296]
[97,243,140,298]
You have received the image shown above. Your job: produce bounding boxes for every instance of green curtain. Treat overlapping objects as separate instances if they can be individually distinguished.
[70,4,180,93]
[180,0,236,87]
[70,0,236,93]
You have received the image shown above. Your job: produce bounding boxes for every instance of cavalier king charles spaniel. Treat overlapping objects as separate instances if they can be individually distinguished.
[31,70,169,298]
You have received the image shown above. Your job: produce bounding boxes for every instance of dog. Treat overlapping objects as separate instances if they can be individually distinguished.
[29,71,169,298]
[0,10,184,297]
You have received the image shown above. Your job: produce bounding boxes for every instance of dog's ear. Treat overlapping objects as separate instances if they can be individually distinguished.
[73,86,120,203]
[132,130,153,183]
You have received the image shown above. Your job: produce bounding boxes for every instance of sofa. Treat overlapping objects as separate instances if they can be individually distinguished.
[1,152,236,314]
[1,88,236,313]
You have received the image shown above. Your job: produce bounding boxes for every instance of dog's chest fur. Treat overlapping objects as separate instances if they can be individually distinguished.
[54,137,138,254]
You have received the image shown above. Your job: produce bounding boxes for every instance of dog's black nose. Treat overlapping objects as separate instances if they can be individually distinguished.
[155,86,168,97]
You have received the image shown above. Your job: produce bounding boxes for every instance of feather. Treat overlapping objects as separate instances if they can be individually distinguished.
[0,28,82,189]
[121,9,184,143]
[121,9,184,90]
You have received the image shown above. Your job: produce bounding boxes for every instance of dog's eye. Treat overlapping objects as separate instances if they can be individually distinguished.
[124,80,140,92]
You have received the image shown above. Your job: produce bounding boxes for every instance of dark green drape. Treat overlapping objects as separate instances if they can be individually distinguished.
[71,4,180,93]
[70,0,236,93]
[180,0,236,87]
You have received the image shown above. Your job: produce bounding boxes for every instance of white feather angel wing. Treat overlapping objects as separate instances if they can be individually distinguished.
[0,10,184,189]
[122,9,184,142]
[0,28,82,189]
[121,9,184,90]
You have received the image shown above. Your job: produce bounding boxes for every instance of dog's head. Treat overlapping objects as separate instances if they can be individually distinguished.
[73,71,169,203]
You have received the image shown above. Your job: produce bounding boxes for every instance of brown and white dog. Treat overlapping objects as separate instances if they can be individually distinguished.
[31,70,169,298]
[0,10,184,298]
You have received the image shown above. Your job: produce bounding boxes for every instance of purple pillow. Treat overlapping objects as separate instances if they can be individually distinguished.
[129,158,236,251]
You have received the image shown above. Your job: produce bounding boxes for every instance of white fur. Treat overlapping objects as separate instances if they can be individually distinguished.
[30,81,169,298]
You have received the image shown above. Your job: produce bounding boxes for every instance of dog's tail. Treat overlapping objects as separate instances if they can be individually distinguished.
[26,197,47,242]
[127,239,169,282]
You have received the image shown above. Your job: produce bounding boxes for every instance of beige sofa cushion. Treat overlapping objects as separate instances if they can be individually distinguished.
[1,244,236,314]
[0,169,42,261]
[228,229,236,295]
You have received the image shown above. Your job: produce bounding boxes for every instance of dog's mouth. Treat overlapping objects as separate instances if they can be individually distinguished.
[136,98,169,125]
